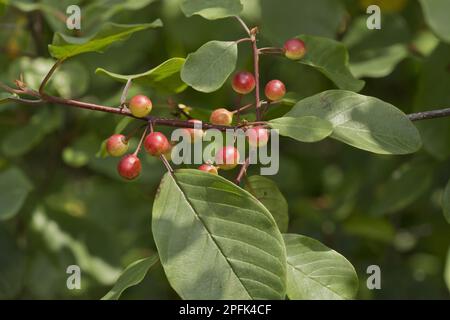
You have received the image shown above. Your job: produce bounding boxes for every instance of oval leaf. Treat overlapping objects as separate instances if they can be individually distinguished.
[181,40,238,93]
[269,116,333,143]
[442,179,450,224]
[152,170,287,300]
[294,35,365,92]
[181,0,243,20]
[419,0,450,43]
[284,234,358,300]
[0,167,33,221]
[286,90,422,155]
[245,176,289,233]
[95,58,187,94]
[102,255,159,300]
[48,20,162,59]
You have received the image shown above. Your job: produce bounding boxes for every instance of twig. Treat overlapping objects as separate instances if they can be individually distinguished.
[235,158,250,185]
[160,154,174,174]
[234,16,251,36]
[133,126,148,156]
[408,108,450,122]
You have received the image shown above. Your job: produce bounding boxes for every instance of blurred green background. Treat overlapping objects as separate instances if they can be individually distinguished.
[0,0,450,299]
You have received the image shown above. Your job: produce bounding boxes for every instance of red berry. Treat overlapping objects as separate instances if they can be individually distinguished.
[144,132,171,156]
[183,119,204,143]
[265,80,286,101]
[247,126,269,148]
[210,108,234,126]
[117,154,141,180]
[129,95,152,118]
[215,146,240,171]
[284,38,306,60]
[232,71,256,95]
[198,164,219,175]
[106,134,129,157]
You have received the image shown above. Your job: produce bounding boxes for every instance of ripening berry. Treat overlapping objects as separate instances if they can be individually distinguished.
[129,95,152,118]
[215,146,240,171]
[265,80,286,101]
[232,71,256,95]
[284,38,306,60]
[117,154,141,180]
[247,126,269,148]
[198,164,219,175]
[144,132,171,156]
[106,134,129,157]
[183,119,204,143]
[210,108,234,126]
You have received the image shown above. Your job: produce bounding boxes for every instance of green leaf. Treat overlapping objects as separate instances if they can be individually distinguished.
[96,58,187,94]
[48,20,163,59]
[0,226,26,299]
[245,176,289,233]
[0,167,33,221]
[1,108,63,157]
[269,116,333,143]
[181,0,243,20]
[152,170,287,300]
[419,0,450,43]
[286,90,422,155]
[283,234,358,300]
[181,40,238,93]
[414,44,450,160]
[343,15,411,78]
[261,0,345,41]
[102,255,159,300]
[372,162,433,215]
[445,247,450,293]
[442,179,450,224]
[294,35,365,92]
[0,92,16,104]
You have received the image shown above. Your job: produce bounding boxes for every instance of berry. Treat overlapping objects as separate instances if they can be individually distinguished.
[144,132,171,156]
[265,80,286,101]
[210,108,234,126]
[183,119,204,143]
[117,154,141,180]
[247,126,269,148]
[232,71,256,95]
[198,164,219,175]
[106,134,129,157]
[129,95,152,118]
[215,146,240,171]
[284,38,306,60]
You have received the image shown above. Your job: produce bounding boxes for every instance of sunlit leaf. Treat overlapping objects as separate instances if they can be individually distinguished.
[269,116,333,143]
[181,0,243,20]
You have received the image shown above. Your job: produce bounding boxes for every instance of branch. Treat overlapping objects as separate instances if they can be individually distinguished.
[408,108,450,122]
[235,158,250,185]
[39,59,64,96]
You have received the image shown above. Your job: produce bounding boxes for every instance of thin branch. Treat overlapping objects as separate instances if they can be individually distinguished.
[39,59,64,96]
[408,108,450,122]
[236,37,252,45]
[160,154,174,174]
[235,158,250,185]
[133,126,148,156]
[234,16,251,36]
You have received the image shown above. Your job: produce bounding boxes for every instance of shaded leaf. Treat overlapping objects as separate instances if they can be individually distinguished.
[152,170,287,300]
[286,90,422,155]
[48,20,162,59]
[102,255,159,300]
[0,167,32,221]
[181,40,238,93]
[372,162,433,215]
[181,0,243,20]
[96,58,187,93]
[284,233,358,300]
[294,35,365,92]
[245,176,289,233]
[442,179,450,224]
[269,116,333,143]
[419,0,450,43]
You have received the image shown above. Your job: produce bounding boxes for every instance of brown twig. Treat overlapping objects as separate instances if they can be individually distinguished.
[235,158,250,185]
